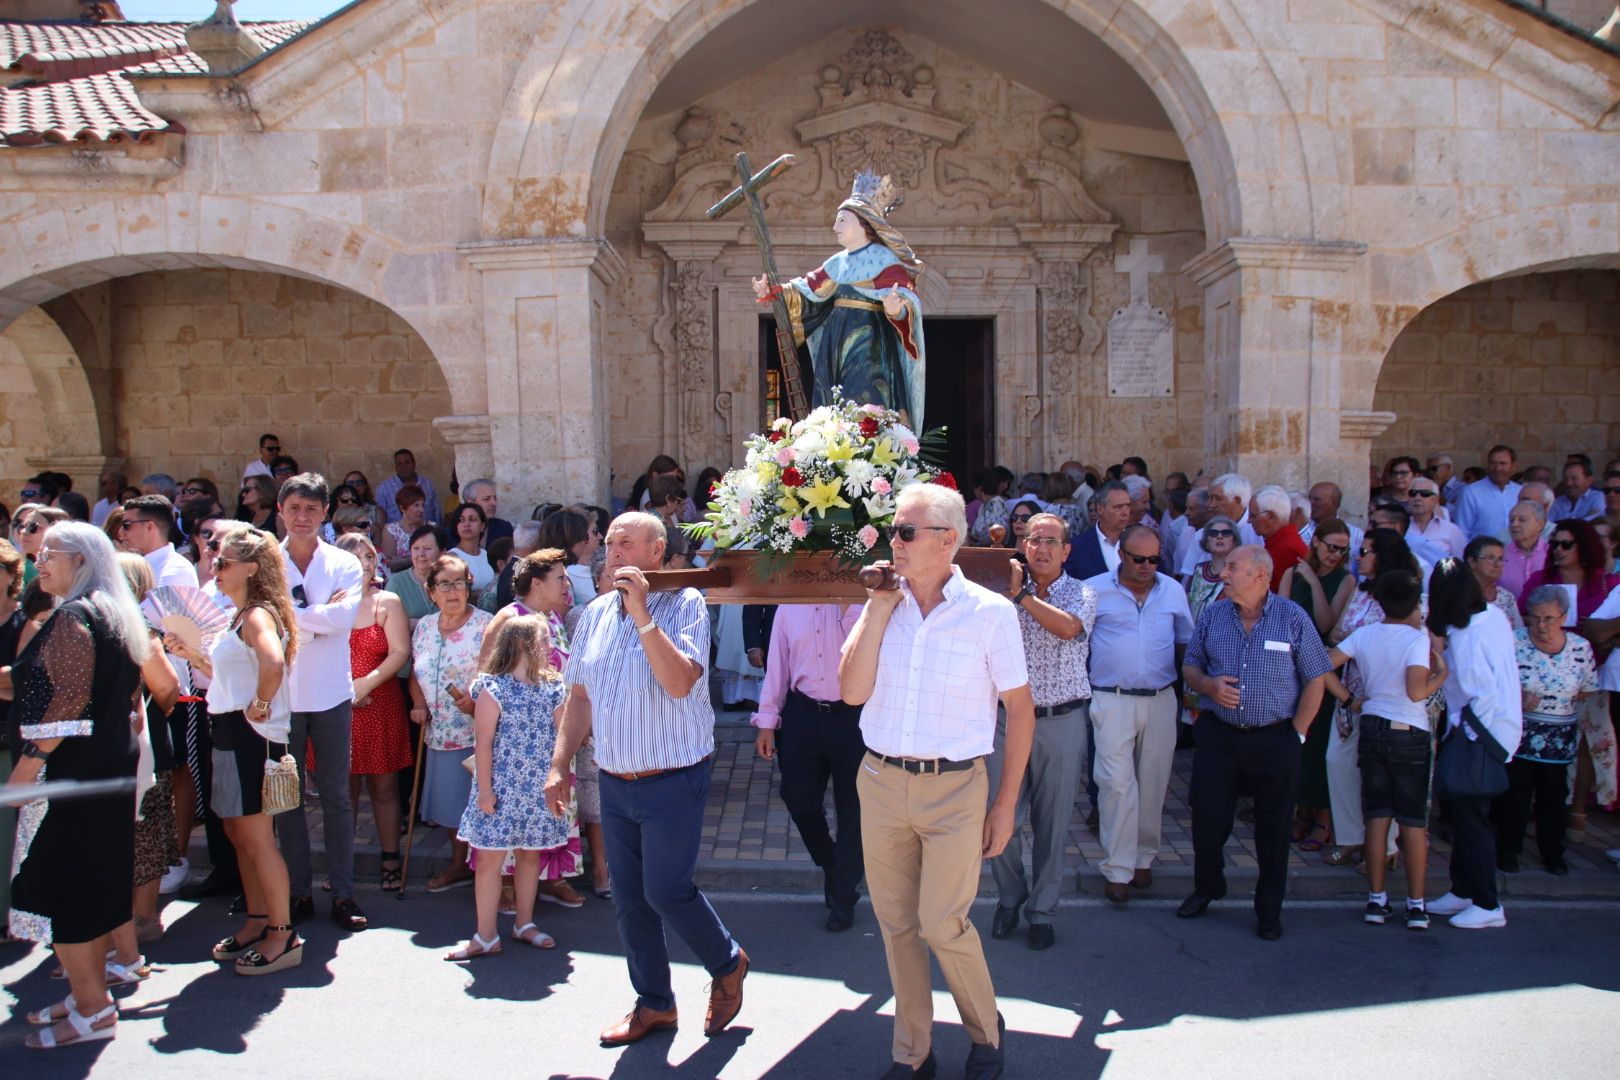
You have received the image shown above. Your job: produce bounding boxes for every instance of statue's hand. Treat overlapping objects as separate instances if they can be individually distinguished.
[752,274,771,300]
[882,286,906,319]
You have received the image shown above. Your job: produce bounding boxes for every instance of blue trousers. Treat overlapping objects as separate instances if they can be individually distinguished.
[601,761,741,1012]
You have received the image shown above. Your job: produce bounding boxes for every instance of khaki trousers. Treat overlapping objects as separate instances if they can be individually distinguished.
[858,753,999,1064]
[1090,688,1177,884]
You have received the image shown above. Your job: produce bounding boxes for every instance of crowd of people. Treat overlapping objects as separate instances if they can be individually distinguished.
[1,437,1618,1072]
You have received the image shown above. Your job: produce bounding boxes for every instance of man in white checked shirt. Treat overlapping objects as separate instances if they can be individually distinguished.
[545,513,747,1049]
[841,483,1036,1080]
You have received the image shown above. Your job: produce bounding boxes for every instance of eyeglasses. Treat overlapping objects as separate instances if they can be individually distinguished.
[1318,540,1350,555]
[1010,514,1034,524]
[20,489,40,499]
[1470,552,1504,564]
[205,538,223,553]
[432,580,470,593]
[1408,490,1438,498]
[20,520,45,535]
[1122,551,1162,566]
[1549,539,1576,551]
[181,486,207,497]
[263,445,281,454]
[887,524,951,543]
[35,545,62,563]
[273,468,294,476]
[1358,549,1374,558]
[1205,528,1234,539]
[1605,488,1620,496]
[1024,536,1064,549]
[336,495,359,505]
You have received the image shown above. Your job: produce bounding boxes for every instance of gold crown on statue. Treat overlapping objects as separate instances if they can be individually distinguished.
[848,170,903,217]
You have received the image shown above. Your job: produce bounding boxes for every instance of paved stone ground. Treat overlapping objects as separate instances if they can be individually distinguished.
[268,711,1620,900]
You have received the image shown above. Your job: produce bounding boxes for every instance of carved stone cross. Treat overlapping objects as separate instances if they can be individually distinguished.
[1115,236,1164,306]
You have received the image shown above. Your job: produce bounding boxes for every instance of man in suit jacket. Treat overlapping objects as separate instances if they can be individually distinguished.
[1065,481,1133,581]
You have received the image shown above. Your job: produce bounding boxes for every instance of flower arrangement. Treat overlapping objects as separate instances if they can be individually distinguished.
[684,390,949,564]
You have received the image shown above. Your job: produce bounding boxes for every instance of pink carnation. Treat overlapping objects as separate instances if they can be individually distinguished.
[738,498,753,516]
[902,438,920,455]
[871,477,892,495]
[775,447,797,466]
[788,517,810,539]
[857,524,879,550]
[861,404,885,417]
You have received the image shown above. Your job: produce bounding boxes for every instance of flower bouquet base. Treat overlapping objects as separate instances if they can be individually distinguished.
[642,547,1016,605]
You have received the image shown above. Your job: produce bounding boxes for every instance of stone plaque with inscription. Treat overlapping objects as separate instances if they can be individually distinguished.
[1107,299,1174,397]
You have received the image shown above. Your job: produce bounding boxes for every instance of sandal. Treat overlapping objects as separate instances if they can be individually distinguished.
[212,915,268,962]
[104,955,149,986]
[427,867,475,893]
[331,897,369,932]
[26,1001,116,1049]
[512,922,556,950]
[536,880,585,908]
[235,926,303,976]
[1298,823,1331,852]
[1323,845,1364,867]
[379,853,403,893]
[28,993,81,1026]
[445,931,503,961]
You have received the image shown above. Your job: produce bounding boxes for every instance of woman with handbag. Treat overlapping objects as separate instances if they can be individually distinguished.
[6,522,146,1049]
[1425,558,1523,930]
[167,524,303,974]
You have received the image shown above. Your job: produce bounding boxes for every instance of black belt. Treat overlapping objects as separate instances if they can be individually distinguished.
[1034,698,1086,718]
[788,689,856,713]
[870,752,979,775]
[1093,685,1170,697]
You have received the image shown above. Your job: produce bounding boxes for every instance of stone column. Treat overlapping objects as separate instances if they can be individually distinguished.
[430,415,495,496]
[457,237,625,511]
[1022,225,1114,467]
[643,235,729,475]
[1184,237,1368,509]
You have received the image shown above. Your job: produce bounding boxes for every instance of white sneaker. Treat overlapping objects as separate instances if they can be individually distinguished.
[1426,891,1470,916]
[1449,904,1507,929]
[158,857,191,896]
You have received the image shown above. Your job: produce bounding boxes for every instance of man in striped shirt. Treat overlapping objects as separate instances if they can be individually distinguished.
[546,512,747,1047]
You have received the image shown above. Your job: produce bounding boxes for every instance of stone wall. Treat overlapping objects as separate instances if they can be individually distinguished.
[103,269,453,498]
[602,26,1206,490]
[1372,269,1620,466]
[0,332,47,500]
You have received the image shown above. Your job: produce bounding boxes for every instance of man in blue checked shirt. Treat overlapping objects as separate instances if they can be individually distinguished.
[1178,545,1330,940]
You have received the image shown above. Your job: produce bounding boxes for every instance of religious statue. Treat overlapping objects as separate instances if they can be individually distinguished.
[752,171,927,430]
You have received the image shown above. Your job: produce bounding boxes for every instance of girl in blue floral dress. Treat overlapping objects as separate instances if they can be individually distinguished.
[446,614,571,959]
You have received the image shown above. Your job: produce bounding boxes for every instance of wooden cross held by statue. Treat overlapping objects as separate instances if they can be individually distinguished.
[706,152,811,421]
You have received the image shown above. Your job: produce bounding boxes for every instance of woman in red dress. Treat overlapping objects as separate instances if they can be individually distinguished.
[335,534,413,891]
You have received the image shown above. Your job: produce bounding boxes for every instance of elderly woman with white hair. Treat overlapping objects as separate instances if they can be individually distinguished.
[1492,584,1597,876]
[5,522,148,1048]
[1501,500,1548,598]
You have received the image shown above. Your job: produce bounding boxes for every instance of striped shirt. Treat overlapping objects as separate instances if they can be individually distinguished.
[852,567,1029,761]
[563,587,714,773]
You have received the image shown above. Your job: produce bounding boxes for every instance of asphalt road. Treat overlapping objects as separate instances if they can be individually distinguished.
[3,887,1618,1079]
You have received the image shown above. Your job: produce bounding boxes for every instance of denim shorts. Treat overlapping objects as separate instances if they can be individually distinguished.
[1358,715,1434,828]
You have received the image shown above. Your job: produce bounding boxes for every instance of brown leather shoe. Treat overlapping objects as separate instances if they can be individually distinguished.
[1104,881,1130,904]
[704,947,749,1037]
[1131,868,1153,889]
[599,1004,678,1047]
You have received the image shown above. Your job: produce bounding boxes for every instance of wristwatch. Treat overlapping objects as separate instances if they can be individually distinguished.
[1015,580,1037,605]
[21,741,49,761]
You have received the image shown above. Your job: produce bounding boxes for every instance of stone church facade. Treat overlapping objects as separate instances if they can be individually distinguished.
[0,0,1615,514]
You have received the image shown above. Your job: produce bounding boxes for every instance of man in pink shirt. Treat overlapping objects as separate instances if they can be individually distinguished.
[752,604,865,932]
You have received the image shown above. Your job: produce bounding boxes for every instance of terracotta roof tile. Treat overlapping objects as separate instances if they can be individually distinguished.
[0,19,312,147]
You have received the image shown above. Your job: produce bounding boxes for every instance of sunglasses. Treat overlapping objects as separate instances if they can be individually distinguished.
[1358,549,1374,558]
[20,521,45,535]
[291,583,308,607]
[1408,490,1437,498]
[182,486,207,496]
[887,524,951,543]
[263,446,281,454]
[1205,528,1234,539]
[1123,551,1162,566]
[337,495,359,504]
[1318,540,1350,555]
[1010,514,1034,524]
[1605,488,1620,496]
[1549,539,1576,551]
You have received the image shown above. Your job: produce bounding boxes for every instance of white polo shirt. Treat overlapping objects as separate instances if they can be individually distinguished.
[851,567,1029,762]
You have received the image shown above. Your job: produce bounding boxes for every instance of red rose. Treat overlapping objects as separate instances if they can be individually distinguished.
[931,471,958,490]
[782,467,804,487]
[858,417,880,439]
[767,429,785,443]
